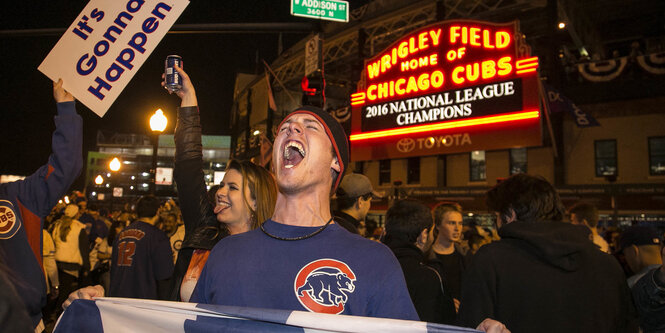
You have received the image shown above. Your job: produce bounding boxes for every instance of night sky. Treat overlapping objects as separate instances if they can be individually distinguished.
[0,0,320,189]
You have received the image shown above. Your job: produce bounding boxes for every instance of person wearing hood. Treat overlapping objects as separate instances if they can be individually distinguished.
[383,199,457,324]
[458,174,638,333]
[0,80,82,331]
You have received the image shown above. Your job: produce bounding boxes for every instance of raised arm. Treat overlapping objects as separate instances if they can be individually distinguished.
[14,79,82,218]
[4,79,82,319]
[168,64,216,238]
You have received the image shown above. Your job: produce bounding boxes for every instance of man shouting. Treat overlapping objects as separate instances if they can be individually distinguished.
[190,106,417,318]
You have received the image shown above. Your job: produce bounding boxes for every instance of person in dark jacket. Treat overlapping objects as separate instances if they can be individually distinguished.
[166,64,278,301]
[458,174,638,333]
[619,225,663,288]
[0,79,82,331]
[631,244,665,333]
[109,196,174,300]
[333,173,383,234]
[0,248,33,333]
[383,199,456,324]
[429,201,469,310]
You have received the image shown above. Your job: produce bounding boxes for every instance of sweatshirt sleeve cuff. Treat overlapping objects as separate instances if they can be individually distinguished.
[56,101,77,116]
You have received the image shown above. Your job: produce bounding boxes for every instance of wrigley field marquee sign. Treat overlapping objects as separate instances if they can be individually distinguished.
[349,20,542,160]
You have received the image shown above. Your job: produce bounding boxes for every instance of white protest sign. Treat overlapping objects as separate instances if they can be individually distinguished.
[38,0,189,117]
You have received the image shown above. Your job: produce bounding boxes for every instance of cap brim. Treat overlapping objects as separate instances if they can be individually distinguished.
[371,190,385,198]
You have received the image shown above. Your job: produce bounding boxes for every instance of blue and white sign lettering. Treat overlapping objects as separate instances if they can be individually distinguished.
[38,0,190,117]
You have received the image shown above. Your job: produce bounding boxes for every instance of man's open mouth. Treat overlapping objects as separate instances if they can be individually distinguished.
[283,141,305,169]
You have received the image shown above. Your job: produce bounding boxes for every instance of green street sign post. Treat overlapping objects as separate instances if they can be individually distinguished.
[291,0,349,23]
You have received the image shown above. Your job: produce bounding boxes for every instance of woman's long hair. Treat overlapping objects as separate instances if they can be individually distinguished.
[225,160,278,230]
[58,216,74,242]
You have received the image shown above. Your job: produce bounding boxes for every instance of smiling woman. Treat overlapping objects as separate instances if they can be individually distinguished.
[164,65,277,302]
[215,160,278,233]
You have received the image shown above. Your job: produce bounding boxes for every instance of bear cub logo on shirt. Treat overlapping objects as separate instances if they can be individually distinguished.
[0,201,20,240]
[294,258,356,314]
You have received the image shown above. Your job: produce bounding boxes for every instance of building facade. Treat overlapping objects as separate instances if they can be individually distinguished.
[230,0,665,226]
[85,131,230,208]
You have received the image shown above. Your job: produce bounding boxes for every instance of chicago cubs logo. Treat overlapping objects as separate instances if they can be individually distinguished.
[0,201,20,240]
[396,138,416,153]
[294,258,356,314]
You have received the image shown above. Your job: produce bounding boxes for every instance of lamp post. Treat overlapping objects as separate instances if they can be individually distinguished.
[149,109,167,195]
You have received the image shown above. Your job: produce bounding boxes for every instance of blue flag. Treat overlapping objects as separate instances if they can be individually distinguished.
[543,83,600,127]
[54,298,481,333]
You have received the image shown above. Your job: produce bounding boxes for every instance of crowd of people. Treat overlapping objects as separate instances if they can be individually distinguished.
[35,176,665,332]
[40,193,186,324]
[1,70,663,333]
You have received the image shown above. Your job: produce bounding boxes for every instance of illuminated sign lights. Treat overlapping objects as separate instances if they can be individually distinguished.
[349,20,542,161]
[353,22,539,107]
[515,57,539,74]
[351,92,365,106]
[352,55,538,107]
[350,110,539,141]
[360,78,523,132]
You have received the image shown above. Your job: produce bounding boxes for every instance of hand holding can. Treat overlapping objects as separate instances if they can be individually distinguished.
[162,56,197,107]
[164,55,183,93]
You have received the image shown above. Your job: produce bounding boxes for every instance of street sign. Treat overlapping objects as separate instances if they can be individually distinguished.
[291,0,349,23]
[305,34,322,76]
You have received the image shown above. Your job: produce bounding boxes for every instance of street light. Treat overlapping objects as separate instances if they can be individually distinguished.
[150,109,168,132]
[149,109,167,194]
[109,157,121,172]
[94,175,104,185]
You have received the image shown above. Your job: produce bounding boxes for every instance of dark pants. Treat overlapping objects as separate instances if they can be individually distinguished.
[55,268,79,317]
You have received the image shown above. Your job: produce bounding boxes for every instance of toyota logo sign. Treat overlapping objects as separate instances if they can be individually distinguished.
[396,138,416,153]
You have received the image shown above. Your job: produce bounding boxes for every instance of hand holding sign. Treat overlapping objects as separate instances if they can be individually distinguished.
[39,0,190,117]
[53,79,75,103]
